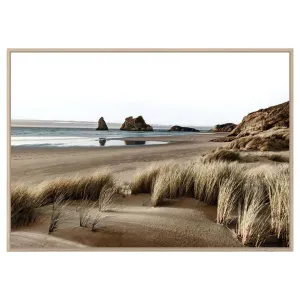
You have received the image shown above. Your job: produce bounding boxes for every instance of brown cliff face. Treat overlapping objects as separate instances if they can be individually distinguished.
[210,101,290,151]
[229,101,289,138]
[120,116,153,131]
[96,117,108,130]
[211,123,237,133]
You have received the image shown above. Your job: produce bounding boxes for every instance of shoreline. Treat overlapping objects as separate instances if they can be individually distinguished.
[11,133,227,185]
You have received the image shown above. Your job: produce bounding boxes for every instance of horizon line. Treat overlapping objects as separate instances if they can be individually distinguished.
[11,118,215,127]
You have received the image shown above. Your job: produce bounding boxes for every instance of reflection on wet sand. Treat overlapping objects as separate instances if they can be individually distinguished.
[99,138,107,146]
[124,140,146,145]
[98,138,166,147]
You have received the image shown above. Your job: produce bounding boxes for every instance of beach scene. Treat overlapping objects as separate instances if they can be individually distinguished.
[10,52,290,249]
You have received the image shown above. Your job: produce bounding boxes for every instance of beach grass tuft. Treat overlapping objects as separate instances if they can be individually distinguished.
[11,171,117,228]
[11,184,42,228]
[202,148,241,163]
[48,195,67,233]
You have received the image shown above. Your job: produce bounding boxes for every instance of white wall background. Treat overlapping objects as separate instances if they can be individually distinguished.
[0,1,299,300]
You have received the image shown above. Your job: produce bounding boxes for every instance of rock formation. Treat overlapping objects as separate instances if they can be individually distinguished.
[210,123,237,133]
[229,101,289,138]
[96,117,108,130]
[168,125,200,132]
[211,101,290,151]
[120,116,153,131]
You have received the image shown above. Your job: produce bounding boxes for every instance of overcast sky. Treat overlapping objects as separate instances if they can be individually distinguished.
[11,52,289,126]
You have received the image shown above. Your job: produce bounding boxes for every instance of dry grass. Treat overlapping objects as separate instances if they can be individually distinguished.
[227,128,289,151]
[216,176,244,225]
[236,183,271,246]
[98,185,120,212]
[134,161,246,206]
[151,163,195,206]
[194,162,246,205]
[11,184,42,228]
[130,158,290,247]
[130,164,161,194]
[11,171,116,228]
[265,164,290,245]
[262,152,289,162]
[91,214,103,232]
[48,195,67,233]
[79,200,94,227]
[36,171,115,204]
[202,148,241,163]
[239,151,289,163]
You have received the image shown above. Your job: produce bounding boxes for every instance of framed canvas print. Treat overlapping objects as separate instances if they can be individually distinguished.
[8,49,293,251]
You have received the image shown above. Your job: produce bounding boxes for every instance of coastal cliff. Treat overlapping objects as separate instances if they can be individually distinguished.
[229,101,289,138]
[211,101,289,151]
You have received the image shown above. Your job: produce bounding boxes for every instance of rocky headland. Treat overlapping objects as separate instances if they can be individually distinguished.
[211,101,290,151]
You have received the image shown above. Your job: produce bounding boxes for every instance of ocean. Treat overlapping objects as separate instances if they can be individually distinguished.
[11,125,213,148]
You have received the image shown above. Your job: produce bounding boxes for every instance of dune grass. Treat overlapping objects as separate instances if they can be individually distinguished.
[265,164,290,245]
[11,184,42,228]
[202,148,241,163]
[130,164,161,194]
[151,163,195,206]
[98,185,119,212]
[79,199,93,227]
[216,176,244,225]
[227,128,289,151]
[11,171,117,228]
[11,154,290,247]
[130,158,290,247]
[91,214,103,232]
[236,183,271,246]
[262,153,289,163]
[36,171,115,204]
[48,195,68,233]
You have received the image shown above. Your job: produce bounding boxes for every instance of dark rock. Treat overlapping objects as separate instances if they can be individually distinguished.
[120,116,153,131]
[168,125,200,132]
[210,123,237,133]
[96,117,108,130]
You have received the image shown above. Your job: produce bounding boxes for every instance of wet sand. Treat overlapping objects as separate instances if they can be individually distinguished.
[11,132,228,184]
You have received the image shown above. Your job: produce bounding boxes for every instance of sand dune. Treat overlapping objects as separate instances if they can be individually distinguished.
[10,196,242,249]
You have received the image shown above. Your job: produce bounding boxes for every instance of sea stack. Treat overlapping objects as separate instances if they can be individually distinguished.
[96,117,108,130]
[120,116,153,131]
[168,125,199,132]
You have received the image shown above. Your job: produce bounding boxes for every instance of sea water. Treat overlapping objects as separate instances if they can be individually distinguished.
[11,126,213,148]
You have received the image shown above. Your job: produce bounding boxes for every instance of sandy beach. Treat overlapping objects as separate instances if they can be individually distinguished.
[11,133,228,185]
[10,132,245,249]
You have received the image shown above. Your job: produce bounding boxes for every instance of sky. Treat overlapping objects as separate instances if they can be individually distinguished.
[11,52,289,126]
